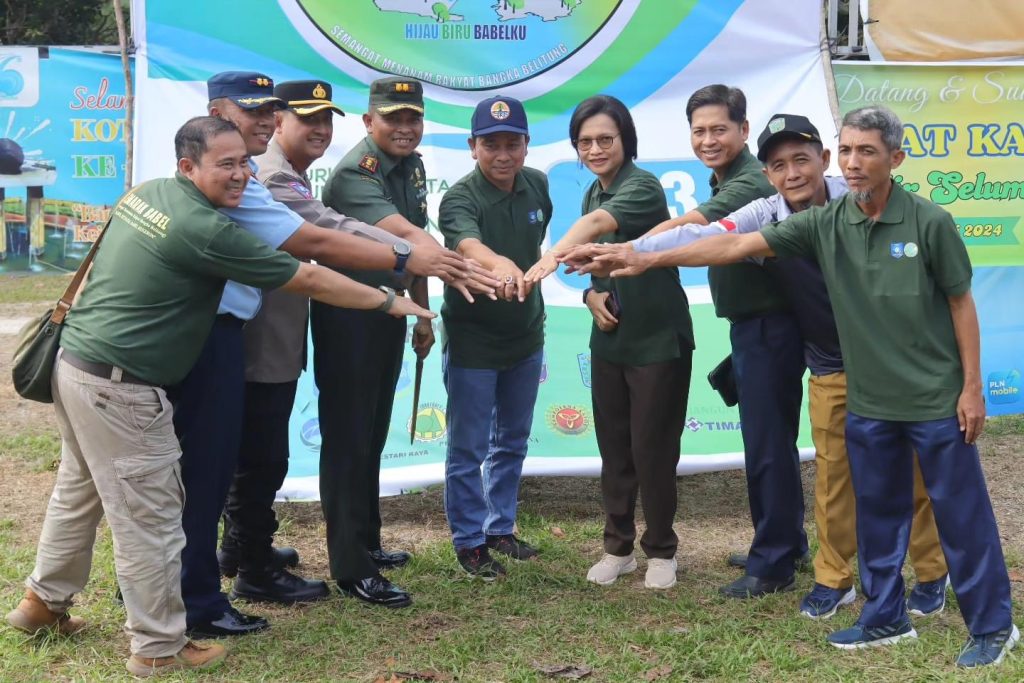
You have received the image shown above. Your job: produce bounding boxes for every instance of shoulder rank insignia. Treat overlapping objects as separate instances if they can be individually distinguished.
[359,154,379,173]
[288,181,313,199]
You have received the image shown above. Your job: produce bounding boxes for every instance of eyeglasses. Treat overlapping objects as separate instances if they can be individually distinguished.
[575,134,619,151]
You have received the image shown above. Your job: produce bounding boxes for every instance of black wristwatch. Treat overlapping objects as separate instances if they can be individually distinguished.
[375,286,396,312]
[393,241,412,274]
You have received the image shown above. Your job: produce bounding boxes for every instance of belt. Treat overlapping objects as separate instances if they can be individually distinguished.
[216,313,247,327]
[61,349,159,387]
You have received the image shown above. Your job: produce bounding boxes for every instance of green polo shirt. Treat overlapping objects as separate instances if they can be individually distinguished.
[762,183,972,421]
[321,135,428,288]
[698,147,788,320]
[439,165,551,369]
[62,174,300,386]
[587,161,694,365]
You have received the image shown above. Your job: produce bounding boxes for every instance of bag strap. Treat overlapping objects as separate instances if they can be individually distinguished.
[50,216,113,326]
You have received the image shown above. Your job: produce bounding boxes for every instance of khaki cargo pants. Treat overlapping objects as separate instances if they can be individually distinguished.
[26,353,188,657]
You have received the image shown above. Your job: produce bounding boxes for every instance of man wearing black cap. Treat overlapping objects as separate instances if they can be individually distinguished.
[579,113,948,620]
[174,71,475,636]
[438,96,551,578]
[313,76,468,607]
[217,80,432,604]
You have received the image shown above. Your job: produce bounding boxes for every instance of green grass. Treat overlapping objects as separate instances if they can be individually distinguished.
[986,414,1024,437]
[0,435,61,472]
[2,505,1023,681]
[0,273,73,304]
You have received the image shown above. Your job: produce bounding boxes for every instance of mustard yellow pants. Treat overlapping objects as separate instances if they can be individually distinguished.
[808,371,947,589]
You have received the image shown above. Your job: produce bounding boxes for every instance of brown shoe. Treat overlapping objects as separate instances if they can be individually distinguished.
[125,640,227,677]
[6,589,86,636]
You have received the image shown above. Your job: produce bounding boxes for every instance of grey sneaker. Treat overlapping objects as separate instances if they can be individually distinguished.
[586,553,637,586]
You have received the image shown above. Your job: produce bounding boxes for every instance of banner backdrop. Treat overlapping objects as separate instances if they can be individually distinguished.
[833,63,1024,416]
[0,47,128,273]
[133,0,835,497]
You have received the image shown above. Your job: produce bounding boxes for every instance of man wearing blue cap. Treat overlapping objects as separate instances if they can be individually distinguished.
[438,96,551,578]
[173,71,479,637]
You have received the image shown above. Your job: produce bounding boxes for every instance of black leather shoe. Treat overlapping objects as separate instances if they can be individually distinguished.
[218,546,300,578]
[718,574,796,599]
[726,550,811,571]
[230,568,330,605]
[369,548,412,570]
[337,574,412,608]
[186,606,270,638]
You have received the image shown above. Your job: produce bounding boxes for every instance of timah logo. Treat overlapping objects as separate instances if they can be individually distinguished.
[988,369,1020,405]
[0,48,39,107]
[284,0,624,90]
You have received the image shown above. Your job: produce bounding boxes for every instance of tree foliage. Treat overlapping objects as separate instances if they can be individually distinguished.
[1,0,128,46]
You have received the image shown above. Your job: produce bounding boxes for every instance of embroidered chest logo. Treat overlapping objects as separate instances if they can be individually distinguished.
[528,208,545,224]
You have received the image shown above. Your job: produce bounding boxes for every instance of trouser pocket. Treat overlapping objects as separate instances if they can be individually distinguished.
[112,453,184,529]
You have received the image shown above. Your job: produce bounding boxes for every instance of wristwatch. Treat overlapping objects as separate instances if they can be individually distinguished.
[375,286,396,313]
[392,241,412,274]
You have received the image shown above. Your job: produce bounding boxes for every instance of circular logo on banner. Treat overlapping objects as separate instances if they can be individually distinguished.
[547,404,590,436]
[287,0,624,90]
[409,402,448,442]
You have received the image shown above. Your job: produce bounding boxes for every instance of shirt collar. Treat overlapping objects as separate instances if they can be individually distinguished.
[598,160,637,197]
[709,146,758,191]
[257,138,296,176]
[174,171,215,209]
[363,135,412,177]
[473,165,526,204]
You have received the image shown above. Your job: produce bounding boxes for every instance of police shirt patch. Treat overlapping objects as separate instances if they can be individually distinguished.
[359,154,379,173]
[288,181,313,199]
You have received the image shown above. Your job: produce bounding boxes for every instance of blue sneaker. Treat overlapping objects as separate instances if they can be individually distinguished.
[827,617,917,649]
[800,583,857,620]
[907,574,949,617]
[956,624,1019,668]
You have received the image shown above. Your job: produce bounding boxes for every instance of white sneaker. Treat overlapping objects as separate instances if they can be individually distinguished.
[586,553,637,585]
[645,558,678,589]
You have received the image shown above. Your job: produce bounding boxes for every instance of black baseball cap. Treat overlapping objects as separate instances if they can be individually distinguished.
[207,71,286,110]
[756,114,822,162]
[368,77,424,115]
[274,80,345,117]
[471,96,528,137]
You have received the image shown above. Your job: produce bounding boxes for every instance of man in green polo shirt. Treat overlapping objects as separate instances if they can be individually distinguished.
[438,95,551,578]
[5,116,432,676]
[652,85,809,598]
[636,105,1016,668]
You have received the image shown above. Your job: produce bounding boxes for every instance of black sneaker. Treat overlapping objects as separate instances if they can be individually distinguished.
[456,545,507,581]
[486,534,539,561]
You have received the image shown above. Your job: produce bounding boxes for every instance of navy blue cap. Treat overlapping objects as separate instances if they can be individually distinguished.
[207,71,286,110]
[471,96,528,137]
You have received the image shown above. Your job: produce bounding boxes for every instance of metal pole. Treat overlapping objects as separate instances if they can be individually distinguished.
[113,0,134,189]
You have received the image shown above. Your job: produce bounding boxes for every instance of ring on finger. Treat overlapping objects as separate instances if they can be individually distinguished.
[503,275,514,284]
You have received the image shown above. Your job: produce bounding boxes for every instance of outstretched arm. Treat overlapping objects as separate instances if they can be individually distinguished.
[523,209,618,282]
[588,230,775,278]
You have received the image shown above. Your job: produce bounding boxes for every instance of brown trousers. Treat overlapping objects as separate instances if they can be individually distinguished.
[808,371,947,589]
[592,351,692,560]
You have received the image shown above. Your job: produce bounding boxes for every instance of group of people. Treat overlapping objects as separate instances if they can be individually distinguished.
[4,68,1017,676]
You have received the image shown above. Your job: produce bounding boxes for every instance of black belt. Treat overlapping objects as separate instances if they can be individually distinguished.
[216,313,247,327]
[61,349,159,387]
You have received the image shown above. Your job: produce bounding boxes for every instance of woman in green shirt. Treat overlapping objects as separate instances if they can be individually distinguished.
[525,95,694,589]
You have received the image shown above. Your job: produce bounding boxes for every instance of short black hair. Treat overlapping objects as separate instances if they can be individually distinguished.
[685,84,746,125]
[174,116,241,163]
[568,94,638,160]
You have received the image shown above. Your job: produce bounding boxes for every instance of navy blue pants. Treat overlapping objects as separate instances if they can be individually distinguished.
[847,413,1013,634]
[730,313,807,580]
[167,315,246,628]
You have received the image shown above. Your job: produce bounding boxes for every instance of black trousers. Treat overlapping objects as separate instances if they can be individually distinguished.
[167,315,245,627]
[222,379,298,573]
[310,302,405,581]
[591,349,692,560]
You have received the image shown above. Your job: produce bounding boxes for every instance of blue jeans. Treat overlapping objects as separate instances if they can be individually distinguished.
[846,413,1013,634]
[443,348,543,550]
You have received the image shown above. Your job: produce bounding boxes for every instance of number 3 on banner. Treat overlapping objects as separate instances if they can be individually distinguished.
[661,170,698,217]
